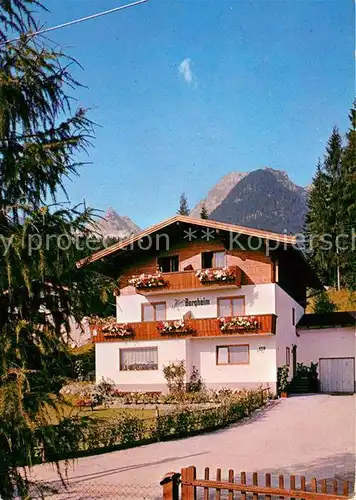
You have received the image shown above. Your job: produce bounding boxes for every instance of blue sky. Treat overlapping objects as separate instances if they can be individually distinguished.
[42,0,354,228]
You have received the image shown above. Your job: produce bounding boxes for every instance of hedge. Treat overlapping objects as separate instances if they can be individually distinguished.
[35,387,270,462]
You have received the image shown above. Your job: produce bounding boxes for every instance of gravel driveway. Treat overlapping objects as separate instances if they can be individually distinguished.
[30,394,355,496]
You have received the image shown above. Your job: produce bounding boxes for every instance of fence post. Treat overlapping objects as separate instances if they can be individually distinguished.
[160,472,180,500]
[181,466,196,500]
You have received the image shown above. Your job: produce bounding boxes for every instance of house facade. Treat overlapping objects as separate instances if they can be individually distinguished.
[78,215,354,394]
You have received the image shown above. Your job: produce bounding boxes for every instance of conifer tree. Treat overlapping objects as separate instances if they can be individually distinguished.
[340,104,356,290]
[313,291,337,314]
[305,128,343,287]
[305,114,355,291]
[200,201,209,219]
[0,1,114,496]
[305,161,333,284]
[177,192,190,215]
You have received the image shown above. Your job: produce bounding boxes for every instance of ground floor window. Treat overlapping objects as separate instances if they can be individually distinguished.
[286,346,290,366]
[120,347,158,371]
[216,344,249,365]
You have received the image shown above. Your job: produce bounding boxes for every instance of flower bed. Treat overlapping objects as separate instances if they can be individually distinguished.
[218,315,259,332]
[128,273,167,289]
[195,267,235,283]
[158,319,194,335]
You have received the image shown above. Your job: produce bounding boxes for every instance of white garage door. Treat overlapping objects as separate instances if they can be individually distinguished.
[319,358,355,393]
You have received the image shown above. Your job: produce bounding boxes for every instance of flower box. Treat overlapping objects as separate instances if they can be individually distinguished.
[102,324,134,339]
[218,316,259,332]
[89,316,134,338]
[196,267,236,284]
[158,320,194,335]
[129,272,168,289]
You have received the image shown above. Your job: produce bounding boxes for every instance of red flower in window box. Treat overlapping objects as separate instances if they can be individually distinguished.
[158,320,194,335]
[88,316,134,338]
[129,273,167,289]
[218,315,259,332]
[196,267,236,283]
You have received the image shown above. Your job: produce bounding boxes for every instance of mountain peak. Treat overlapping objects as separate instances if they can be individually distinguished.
[209,168,308,233]
[190,171,248,217]
[93,208,140,240]
[105,207,118,217]
[191,168,308,234]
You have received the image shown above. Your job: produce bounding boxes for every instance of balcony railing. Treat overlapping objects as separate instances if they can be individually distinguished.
[92,314,276,342]
[129,266,242,294]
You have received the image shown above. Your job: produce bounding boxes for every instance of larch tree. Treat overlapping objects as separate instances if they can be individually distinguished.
[0,1,114,497]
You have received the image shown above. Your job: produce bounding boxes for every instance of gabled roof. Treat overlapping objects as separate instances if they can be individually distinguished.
[76,214,297,268]
[297,311,356,330]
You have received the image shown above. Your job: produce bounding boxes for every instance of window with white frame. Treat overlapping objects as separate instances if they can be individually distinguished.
[217,297,244,317]
[120,347,158,371]
[216,345,249,365]
[142,302,166,322]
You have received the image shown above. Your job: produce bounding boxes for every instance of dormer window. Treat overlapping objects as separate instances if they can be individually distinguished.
[202,251,226,269]
[157,255,179,273]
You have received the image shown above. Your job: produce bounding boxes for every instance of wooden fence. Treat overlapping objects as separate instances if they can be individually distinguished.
[160,466,352,500]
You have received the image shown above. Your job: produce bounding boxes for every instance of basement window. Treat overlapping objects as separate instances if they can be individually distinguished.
[202,251,226,269]
[157,255,179,272]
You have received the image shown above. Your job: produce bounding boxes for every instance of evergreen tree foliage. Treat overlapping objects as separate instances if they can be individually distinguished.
[313,291,337,314]
[200,201,209,219]
[0,1,115,496]
[305,117,355,290]
[340,104,356,290]
[177,192,190,215]
[305,161,331,284]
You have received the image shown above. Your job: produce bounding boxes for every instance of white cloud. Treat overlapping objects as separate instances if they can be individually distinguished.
[178,58,195,84]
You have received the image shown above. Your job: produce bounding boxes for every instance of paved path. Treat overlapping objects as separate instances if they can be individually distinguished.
[31,395,355,495]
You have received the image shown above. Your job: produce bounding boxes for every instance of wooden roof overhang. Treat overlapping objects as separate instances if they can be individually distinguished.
[76,215,322,289]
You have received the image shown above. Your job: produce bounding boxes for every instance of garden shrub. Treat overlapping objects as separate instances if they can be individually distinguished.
[116,416,146,445]
[187,366,205,393]
[277,365,289,395]
[70,344,95,382]
[163,360,186,393]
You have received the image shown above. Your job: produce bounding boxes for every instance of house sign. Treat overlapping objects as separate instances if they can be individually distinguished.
[172,297,210,308]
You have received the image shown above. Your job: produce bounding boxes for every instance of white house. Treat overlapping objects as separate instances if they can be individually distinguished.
[77,215,355,395]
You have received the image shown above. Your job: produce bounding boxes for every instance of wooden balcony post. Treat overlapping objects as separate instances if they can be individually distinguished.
[160,472,180,500]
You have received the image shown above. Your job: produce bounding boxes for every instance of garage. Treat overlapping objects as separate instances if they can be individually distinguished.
[297,311,356,394]
[319,357,355,393]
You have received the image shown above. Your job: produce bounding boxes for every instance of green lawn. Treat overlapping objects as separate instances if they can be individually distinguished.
[43,399,156,424]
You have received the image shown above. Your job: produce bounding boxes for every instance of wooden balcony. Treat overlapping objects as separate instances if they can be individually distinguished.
[92,314,276,343]
[131,266,242,295]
